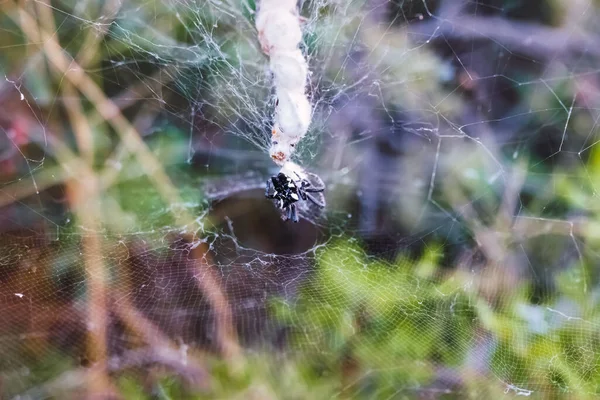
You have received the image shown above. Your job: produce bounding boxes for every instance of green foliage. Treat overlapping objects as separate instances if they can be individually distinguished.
[269,241,477,397]
[265,239,600,398]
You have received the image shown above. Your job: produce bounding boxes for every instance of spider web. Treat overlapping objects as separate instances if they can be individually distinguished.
[1,0,600,398]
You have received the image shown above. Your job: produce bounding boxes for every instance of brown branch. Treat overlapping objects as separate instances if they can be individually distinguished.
[65,175,111,396]
[189,241,241,361]
[407,16,600,61]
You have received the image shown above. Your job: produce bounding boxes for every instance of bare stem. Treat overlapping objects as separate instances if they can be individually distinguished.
[65,174,112,397]
[190,241,241,361]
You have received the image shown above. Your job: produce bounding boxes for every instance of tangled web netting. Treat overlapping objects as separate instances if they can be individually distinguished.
[2,0,600,397]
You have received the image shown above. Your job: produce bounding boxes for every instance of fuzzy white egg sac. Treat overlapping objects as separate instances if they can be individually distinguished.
[270,49,308,91]
[275,89,311,138]
[259,0,297,11]
[256,9,302,54]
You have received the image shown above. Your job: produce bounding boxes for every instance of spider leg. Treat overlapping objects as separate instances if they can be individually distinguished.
[290,203,299,223]
[305,192,325,208]
[297,188,307,201]
[281,208,289,221]
[305,174,326,192]
[299,177,325,193]
[265,176,276,198]
[304,187,324,193]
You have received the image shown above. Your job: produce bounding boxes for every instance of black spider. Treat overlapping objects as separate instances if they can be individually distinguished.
[265,172,325,222]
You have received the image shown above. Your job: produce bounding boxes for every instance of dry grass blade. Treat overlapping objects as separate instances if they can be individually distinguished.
[188,239,242,361]
[12,2,192,227]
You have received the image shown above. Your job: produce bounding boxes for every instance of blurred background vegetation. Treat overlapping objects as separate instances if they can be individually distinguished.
[2,0,600,398]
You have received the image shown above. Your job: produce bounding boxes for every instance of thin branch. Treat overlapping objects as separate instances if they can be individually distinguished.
[407,16,600,61]
[189,240,242,361]
[75,0,123,68]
